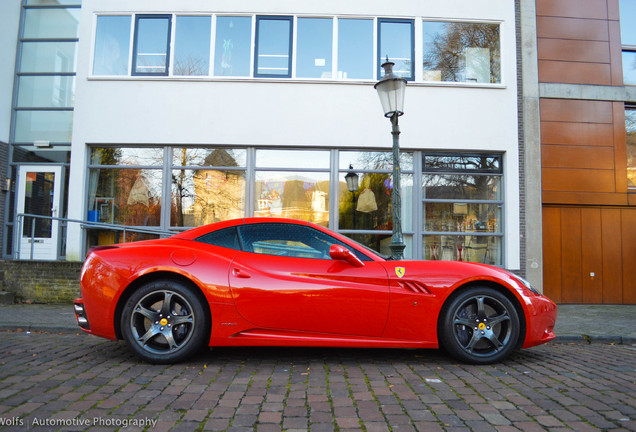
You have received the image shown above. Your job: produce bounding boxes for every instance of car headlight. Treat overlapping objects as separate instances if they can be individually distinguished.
[513,274,541,295]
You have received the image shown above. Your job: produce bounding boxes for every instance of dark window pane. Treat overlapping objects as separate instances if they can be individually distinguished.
[174,16,211,76]
[214,16,252,77]
[423,154,502,173]
[255,17,292,77]
[133,16,171,75]
[378,19,413,80]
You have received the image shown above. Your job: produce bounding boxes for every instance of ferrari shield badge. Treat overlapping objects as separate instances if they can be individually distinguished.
[395,267,406,278]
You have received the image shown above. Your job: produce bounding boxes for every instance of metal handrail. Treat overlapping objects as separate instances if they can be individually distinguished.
[15,213,177,260]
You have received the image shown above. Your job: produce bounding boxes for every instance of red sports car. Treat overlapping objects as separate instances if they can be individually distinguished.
[74,218,556,365]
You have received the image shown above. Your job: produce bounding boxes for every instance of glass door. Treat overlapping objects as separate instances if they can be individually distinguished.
[15,165,64,260]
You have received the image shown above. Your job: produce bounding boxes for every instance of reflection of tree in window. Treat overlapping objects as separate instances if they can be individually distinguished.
[172,149,244,226]
[423,23,500,83]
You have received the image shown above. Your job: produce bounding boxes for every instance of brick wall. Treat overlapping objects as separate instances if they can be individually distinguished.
[0,260,82,303]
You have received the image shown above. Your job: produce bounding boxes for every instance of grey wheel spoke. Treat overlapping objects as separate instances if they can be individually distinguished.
[134,305,158,321]
[488,312,510,327]
[137,327,160,346]
[454,316,474,327]
[164,330,180,351]
[486,332,504,351]
[475,296,486,318]
[172,314,193,326]
[160,291,174,316]
[465,332,483,352]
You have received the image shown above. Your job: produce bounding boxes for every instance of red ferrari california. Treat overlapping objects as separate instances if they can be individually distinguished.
[75,218,556,365]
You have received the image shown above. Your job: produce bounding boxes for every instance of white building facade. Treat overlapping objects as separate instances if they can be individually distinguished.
[5,0,532,279]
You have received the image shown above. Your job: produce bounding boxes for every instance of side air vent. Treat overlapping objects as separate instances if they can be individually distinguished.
[397,280,432,294]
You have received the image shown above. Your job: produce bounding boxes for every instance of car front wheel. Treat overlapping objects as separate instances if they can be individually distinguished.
[439,287,520,365]
[121,279,209,364]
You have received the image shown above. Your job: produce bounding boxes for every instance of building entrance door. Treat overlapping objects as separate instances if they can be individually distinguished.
[15,165,64,260]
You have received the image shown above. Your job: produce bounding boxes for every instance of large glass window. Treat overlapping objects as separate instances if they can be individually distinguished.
[255,16,293,78]
[337,19,373,80]
[338,151,414,258]
[80,148,509,263]
[171,148,246,227]
[422,22,501,84]
[214,16,252,77]
[423,154,503,265]
[17,75,75,108]
[297,18,333,79]
[255,150,330,226]
[87,148,163,228]
[174,16,211,76]
[378,19,414,80]
[21,41,77,73]
[93,16,131,76]
[626,108,636,188]
[23,8,80,39]
[132,15,171,76]
[621,0,636,84]
[14,111,73,143]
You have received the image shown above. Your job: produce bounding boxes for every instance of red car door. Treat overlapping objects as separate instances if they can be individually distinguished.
[228,224,390,337]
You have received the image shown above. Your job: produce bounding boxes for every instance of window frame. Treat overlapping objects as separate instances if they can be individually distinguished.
[421,152,504,266]
[131,14,172,77]
[254,15,294,78]
[377,18,415,81]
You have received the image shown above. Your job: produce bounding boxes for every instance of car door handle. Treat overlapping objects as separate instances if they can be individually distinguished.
[232,268,251,278]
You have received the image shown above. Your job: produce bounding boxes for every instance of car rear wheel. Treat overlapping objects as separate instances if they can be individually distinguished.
[121,279,209,364]
[439,287,520,365]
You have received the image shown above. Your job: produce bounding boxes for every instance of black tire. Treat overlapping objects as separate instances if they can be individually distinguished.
[120,279,209,364]
[439,287,520,365]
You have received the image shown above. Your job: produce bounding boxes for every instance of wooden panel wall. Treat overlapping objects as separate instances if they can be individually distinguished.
[541,99,629,205]
[543,206,636,304]
[536,0,622,85]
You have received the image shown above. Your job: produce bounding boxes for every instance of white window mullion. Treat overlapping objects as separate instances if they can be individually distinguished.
[209,14,216,76]
[291,15,298,78]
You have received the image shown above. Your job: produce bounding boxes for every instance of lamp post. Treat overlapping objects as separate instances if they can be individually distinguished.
[374,59,406,260]
[344,165,359,230]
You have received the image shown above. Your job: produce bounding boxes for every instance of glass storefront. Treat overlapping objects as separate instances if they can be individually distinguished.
[85,147,505,264]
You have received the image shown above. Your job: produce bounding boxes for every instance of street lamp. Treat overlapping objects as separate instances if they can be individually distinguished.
[344,165,359,229]
[374,58,406,260]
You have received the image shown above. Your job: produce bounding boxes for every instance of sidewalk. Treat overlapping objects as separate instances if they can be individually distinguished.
[0,303,634,344]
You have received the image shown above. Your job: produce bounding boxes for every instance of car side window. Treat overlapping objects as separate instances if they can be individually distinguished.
[196,226,240,250]
[238,223,370,261]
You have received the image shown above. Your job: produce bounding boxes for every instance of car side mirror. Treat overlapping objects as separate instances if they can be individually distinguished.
[329,244,364,267]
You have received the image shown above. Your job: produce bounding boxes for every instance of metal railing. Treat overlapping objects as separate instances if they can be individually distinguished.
[15,213,177,260]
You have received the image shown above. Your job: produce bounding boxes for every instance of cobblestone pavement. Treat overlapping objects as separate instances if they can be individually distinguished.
[0,332,634,432]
